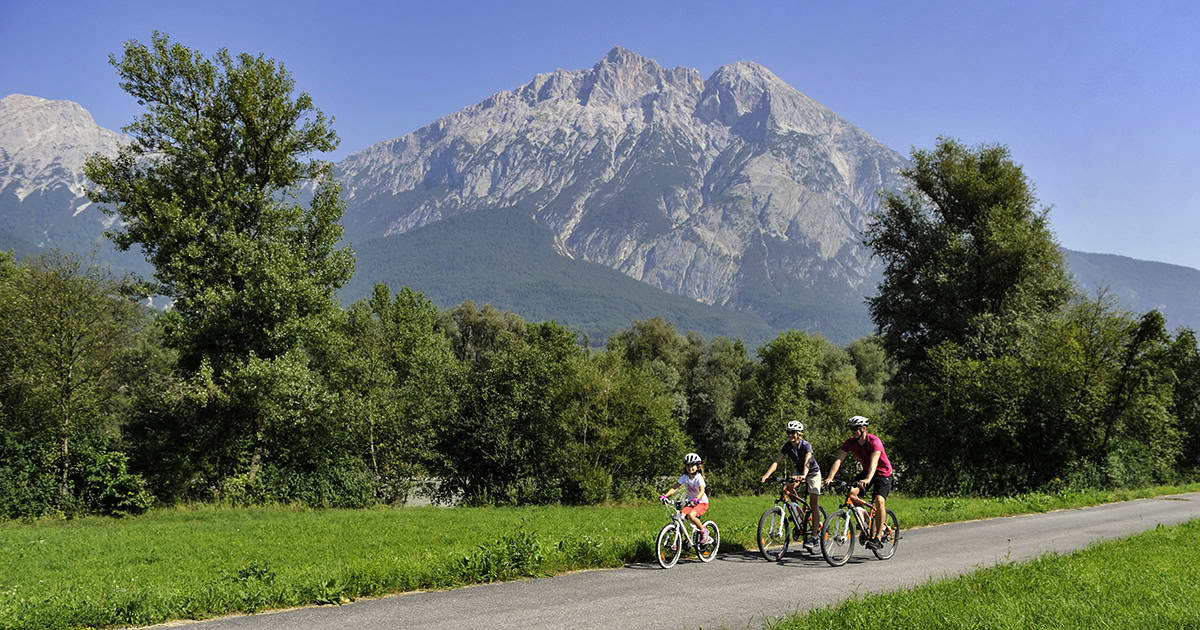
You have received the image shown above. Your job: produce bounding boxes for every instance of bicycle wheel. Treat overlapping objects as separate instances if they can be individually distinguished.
[697,520,720,562]
[756,506,789,561]
[820,509,856,567]
[656,524,682,569]
[799,504,828,547]
[871,509,900,560]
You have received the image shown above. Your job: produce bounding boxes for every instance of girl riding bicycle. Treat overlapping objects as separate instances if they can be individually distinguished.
[659,452,713,544]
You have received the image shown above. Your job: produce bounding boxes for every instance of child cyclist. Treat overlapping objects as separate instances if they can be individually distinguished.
[759,420,822,551]
[659,452,713,544]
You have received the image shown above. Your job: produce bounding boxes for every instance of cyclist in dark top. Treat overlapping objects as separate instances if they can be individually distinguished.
[824,415,892,550]
[760,420,822,550]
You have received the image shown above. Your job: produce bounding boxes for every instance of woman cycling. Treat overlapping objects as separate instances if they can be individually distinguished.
[759,420,822,550]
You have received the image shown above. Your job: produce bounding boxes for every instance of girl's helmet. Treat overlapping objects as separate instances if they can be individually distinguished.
[683,452,702,465]
[786,420,804,433]
[847,415,870,428]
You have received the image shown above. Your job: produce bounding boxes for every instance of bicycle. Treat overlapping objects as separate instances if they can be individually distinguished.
[819,480,900,567]
[655,497,721,569]
[756,476,827,561]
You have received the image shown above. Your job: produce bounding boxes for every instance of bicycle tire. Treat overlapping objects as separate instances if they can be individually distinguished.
[799,504,828,554]
[820,508,855,567]
[871,508,899,560]
[697,520,720,562]
[656,523,682,569]
[800,504,828,540]
[757,506,789,561]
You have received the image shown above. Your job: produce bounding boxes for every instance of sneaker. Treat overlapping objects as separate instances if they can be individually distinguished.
[865,538,883,550]
[700,531,713,545]
[801,537,815,551]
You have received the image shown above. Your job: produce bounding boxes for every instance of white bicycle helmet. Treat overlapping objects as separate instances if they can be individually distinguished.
[785,420,804,433]
[847,415,870,428]
[683,452,702,465]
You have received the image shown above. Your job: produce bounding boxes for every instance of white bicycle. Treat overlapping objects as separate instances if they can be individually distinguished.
[655,497,720,568]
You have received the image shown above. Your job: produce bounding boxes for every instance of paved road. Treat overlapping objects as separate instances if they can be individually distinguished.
[165,493,1200,630]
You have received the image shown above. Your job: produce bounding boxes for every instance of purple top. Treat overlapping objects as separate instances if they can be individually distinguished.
[839,433,892,477]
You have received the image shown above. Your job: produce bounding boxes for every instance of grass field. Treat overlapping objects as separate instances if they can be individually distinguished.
[2,482,1198,630]
[767,517,1200,629]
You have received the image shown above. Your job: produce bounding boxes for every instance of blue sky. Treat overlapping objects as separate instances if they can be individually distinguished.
[3,0,1198,270]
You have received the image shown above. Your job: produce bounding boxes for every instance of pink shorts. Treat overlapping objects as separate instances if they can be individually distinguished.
[682,502,709,517]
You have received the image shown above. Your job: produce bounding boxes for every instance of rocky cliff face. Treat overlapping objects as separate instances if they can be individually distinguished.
[335,48,908,329]
[0,94,130,261]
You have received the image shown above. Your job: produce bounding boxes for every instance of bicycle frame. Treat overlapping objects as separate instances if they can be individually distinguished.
[662,500,701,549]
[774,478,816,530]
[838,485,877,535]
[829,481,897,549]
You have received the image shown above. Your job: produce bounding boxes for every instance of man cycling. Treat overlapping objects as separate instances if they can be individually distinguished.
[760,420,822,551]
[823,415,892,550]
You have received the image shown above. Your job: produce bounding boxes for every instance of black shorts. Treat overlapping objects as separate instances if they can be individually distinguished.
[853,472,892,500]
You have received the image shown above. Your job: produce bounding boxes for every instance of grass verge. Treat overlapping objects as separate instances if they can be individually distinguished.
[766,517,1200,629]
[1,482,1197,629]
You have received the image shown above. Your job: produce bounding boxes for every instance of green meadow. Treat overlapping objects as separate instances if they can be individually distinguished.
[2,483,1198,630]
[768,517,1200,629]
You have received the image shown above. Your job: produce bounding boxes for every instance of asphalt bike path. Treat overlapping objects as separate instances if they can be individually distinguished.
[162,492,1200,630]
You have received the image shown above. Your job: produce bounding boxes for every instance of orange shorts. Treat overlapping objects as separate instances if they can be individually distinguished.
[682,502,709,517]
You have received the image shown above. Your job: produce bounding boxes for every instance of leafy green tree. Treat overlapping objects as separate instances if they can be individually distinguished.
[1093,310,1180,484]
[559,350,689,503]
[607,317,703,434]
[865,137,1073,368]
[440,301,531,365]
[746,331,821,465]
[83,33,354,498]
[865,137,1084,494]
[436,318,583,504]
[329,284,465,503]
[1169,328,1200,473]
[686,337,755,469]
[0,251,152,517]
[846,336,891,404]
[84,31,352,371]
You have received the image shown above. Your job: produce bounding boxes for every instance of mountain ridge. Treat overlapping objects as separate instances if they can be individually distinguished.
[2,47,1199,342]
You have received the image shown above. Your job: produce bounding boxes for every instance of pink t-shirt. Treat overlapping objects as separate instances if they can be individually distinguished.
[839,433,893,477]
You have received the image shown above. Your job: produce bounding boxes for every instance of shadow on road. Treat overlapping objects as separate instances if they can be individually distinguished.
[625,548,877,571]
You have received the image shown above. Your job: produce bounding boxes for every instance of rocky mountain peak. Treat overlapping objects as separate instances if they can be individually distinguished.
[329,47,910,327]
[0,93,126,202]
[574,46,695,108]
[697,62,834,137]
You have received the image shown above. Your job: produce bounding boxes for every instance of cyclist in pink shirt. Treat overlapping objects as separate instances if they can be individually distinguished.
[823,415,892,550]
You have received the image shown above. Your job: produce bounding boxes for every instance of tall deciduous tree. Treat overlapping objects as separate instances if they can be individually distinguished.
[84,31,353,371]
[865,137,1073,368]
[83,33,354,497]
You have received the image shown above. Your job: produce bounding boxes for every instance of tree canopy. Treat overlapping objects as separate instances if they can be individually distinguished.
[865,137,1073,368]
[84,31,353,371]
